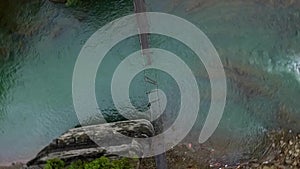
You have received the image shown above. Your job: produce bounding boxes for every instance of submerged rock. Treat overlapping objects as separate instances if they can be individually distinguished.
[26,119,154,168]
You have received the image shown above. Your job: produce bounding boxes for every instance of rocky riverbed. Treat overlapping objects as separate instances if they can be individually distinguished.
[139,130,300,169]
[234,130,300,169]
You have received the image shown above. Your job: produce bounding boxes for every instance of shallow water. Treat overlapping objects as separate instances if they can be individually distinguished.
[0,0,300,165]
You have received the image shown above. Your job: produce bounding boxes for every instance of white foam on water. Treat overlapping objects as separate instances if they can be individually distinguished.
[266,52,300,82]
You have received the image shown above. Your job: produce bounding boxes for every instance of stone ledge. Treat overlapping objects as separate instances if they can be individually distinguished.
[26,119,154,168]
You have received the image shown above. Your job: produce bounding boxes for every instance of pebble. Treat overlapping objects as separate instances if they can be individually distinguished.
[293,161,297,166]
[285,158,292,164]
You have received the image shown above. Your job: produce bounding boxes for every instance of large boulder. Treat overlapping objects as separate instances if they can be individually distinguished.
[26,119,154,167]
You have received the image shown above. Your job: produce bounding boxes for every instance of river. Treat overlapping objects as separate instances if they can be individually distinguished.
[0,0,299,165]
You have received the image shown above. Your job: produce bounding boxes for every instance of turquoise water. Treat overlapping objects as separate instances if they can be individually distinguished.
[0,0,300,165]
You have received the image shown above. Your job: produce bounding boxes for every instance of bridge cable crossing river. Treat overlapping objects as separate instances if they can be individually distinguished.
[133,0,168,168]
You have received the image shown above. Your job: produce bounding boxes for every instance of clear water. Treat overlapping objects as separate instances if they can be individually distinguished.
[0,0,300,165]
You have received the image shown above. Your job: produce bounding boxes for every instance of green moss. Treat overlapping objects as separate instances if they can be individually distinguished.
[67,160,84,169]
[44,158,65,169]
[44,157,134,169]
[65,0,81,7]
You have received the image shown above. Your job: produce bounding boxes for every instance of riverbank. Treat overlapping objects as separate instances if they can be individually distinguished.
[0,163,24,169]
[141,130,300,169]
[1,129,299,169]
